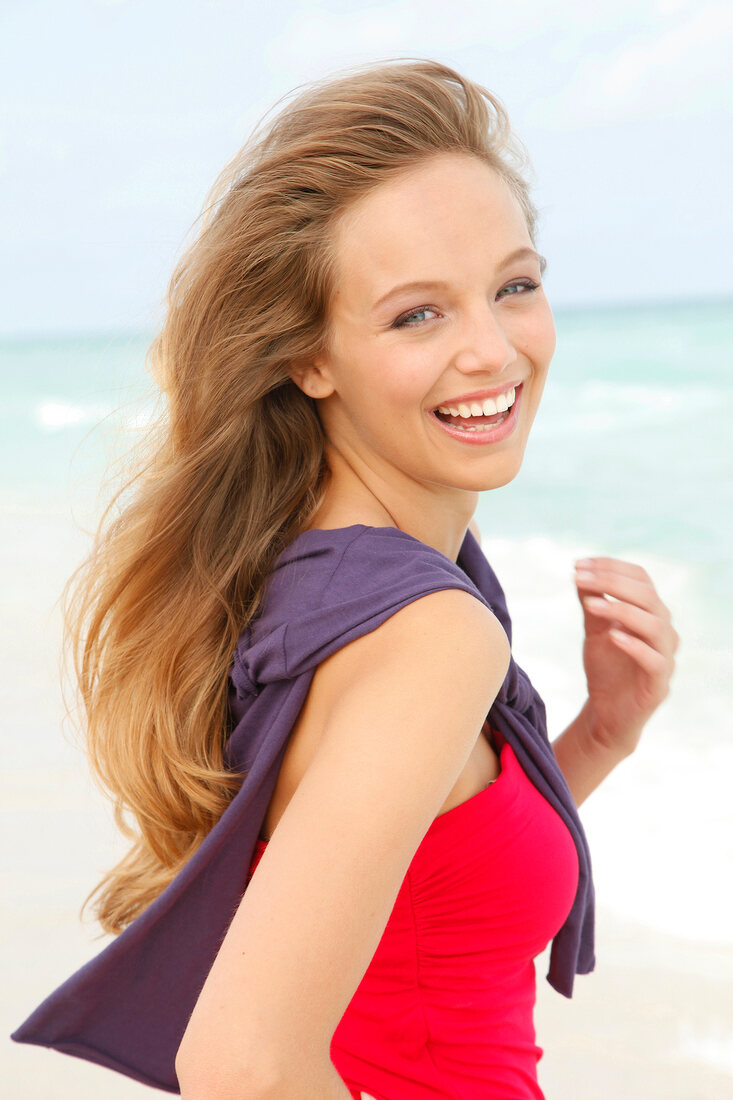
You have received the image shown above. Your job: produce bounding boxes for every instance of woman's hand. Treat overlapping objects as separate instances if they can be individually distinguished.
[574,557,679,758]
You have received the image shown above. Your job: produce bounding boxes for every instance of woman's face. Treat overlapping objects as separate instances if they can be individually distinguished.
[295,152,556,504]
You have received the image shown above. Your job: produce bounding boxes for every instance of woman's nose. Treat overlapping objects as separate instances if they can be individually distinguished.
[452,304,518,375]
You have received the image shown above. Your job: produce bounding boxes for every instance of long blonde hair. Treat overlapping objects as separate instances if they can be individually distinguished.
[66,57,541,934]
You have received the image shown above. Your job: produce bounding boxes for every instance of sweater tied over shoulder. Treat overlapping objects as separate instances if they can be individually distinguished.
[11,524,595,1094]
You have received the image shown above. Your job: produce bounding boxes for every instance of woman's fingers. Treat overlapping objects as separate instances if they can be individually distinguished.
[605,626,672,685]
[581,594,664,642]
[581,595,675,656]
[575,556,680,670]
[574,558,671,622]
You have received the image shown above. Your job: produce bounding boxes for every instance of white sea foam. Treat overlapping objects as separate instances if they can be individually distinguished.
[581,380,689,408]
[580,739,733,944]
[34,400,111,430]
[534,380,718,435]
[675,1024,733,1075]
[31,398,158,435]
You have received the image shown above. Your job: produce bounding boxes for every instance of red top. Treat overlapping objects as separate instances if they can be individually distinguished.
[246,734,579,1100]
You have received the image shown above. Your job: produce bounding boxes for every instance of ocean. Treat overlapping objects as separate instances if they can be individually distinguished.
[2,297,731,952]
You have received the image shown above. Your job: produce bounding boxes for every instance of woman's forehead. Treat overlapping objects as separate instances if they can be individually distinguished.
[329,156,530,315]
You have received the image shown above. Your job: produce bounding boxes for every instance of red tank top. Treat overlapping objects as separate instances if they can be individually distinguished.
[246,734,579,1100]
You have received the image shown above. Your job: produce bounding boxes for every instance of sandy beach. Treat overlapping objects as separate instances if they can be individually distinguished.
[535,909,733,1098]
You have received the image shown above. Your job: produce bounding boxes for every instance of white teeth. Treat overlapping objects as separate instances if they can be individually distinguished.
[436,386,518,419]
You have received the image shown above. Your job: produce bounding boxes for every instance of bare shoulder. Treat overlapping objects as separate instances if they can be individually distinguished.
[314,584,505,718]
[177,588,509,1091]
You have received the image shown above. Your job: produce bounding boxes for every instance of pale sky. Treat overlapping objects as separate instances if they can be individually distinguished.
[2,0,731,337]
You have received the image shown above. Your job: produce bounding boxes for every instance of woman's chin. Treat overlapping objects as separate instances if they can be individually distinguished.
[448,452,526,493]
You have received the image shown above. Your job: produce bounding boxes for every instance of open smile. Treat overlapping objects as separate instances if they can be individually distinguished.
[429,383,523,446]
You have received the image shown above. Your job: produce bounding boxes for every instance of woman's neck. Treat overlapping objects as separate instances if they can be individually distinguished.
[302,444,476,564]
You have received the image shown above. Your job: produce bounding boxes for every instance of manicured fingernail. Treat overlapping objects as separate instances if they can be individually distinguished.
[575,570,596,583]
[575,559,594,570]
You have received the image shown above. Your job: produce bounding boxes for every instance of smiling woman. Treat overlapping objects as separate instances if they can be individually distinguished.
[10,55,678,1100]
[288,151,556,514]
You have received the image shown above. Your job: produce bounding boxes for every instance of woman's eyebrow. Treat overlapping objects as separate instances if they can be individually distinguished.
[499,247,547,273]
[372,248,547,312]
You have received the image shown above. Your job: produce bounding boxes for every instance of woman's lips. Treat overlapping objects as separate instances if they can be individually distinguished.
[430,383,523,445]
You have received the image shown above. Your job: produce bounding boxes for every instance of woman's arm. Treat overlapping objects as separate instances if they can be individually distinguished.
[556,556,678,807]
[175,588,510,1100]
[550,699,630,808]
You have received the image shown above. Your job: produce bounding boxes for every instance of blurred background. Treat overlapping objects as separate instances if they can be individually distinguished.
[2,1,732,1096]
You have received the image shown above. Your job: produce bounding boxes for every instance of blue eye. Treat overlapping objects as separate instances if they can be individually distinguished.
[498,279,540,298]
[393,306,439,329]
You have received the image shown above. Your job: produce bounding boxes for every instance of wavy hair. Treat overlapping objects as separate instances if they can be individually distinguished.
[65,57,541,934]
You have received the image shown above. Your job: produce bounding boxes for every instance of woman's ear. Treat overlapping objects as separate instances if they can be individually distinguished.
[288,355,335,400]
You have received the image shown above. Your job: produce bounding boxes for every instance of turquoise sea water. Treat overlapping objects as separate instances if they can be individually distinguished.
[2,298,732,942]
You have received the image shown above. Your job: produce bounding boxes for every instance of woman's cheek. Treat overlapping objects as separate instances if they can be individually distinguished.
[512,301,556,366]
[534,298,557,361]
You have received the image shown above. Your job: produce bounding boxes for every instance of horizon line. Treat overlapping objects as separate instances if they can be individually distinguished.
[1,293,731,345]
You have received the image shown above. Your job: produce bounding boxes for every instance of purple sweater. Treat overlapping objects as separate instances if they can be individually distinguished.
[11,524,595,1093]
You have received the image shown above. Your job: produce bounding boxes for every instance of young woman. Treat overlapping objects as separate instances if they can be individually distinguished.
[12,59,678,1099]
